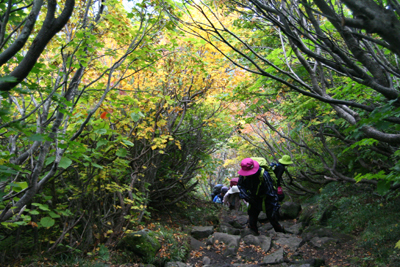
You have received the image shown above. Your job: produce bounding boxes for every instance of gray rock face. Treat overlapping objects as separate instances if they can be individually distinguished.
[242,234,272,252]
[280,202,302,219]
[191,226,214,239]
[219,223,241,235]
[202,256,211,265]
[286,222,303,235]
[190,236,206,250]
[275,233,304,251]
[263,247,285,264]
[211,232,241,256]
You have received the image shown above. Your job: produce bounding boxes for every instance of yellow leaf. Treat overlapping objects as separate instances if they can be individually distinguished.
[396,240,400,249]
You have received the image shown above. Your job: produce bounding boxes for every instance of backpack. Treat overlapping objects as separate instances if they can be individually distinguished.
[251,157,285,201]
[238,168,276,201]
[212,184,223,195]
[251,157,278,186]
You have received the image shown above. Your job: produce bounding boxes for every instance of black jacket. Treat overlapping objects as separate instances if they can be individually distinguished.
[237,167,277,202]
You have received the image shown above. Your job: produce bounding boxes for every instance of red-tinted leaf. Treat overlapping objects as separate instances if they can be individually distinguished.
[100,111,108,119]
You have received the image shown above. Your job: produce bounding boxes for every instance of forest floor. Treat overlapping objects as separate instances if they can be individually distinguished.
[150,198,376,267]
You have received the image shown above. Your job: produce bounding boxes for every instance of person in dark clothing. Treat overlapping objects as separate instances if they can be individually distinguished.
[272,155,293,201]
[273,155,293,181]
[237,158,285,235]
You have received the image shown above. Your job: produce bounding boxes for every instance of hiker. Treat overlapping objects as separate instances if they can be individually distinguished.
[211,184,223,201]
[213,186,228,204]
[274,155,293,181]
[270,155,293,201]
[237,158,285,235]
[223,185,241,211]
[230,177,239,188]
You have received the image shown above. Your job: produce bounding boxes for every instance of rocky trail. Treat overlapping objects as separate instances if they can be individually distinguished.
[179,208,373,267]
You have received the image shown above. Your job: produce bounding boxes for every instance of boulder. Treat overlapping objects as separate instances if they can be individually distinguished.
[219,224,241,235]
[117,229,161,261]
[280,202,302,219]
[191,226,214,239]
[190,236,206,251]
[286,222,303,235]
[274,234,304,251]
[262,247,285,264]
[211,232,241,256]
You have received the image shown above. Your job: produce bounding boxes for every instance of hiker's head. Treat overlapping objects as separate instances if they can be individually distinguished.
[230,185,239,194]
[238,158,259,176]
[221,186,228,195]
[278,155,293,165]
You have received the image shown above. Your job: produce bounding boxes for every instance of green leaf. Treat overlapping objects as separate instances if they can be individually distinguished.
[395,240,400,249]
[376,180,391,196]
[116,148,127,157]
[94,128,107,135]
[40,217,55,228]
[49,211,60,218]
[32,203,50,211]
[92,163,103,169]
[45,156,55,166]
[28,134,45,142]
[121,140,134,147]
[59,157,72,169]
[29,210,40,215]
[96,140,108,149]
[130,112,144,122]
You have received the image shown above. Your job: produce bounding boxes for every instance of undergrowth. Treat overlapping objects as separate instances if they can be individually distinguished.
[6,193,218,267]
[309,182,400,266]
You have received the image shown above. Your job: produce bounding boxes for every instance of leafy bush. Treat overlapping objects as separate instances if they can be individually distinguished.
[309,182,400,266]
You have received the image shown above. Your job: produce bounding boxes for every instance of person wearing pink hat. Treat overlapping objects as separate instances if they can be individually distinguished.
[237,158,285,235]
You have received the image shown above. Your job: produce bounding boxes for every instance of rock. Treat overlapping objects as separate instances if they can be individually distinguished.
[301,226,354,243]
[263,247,285,264]
[258,212,268,221]
[191,226,214,239]
[243,234,261,246]
[190,236,206,250]
[164,262,189,267]
[280,202,302,219]
[219,224,241,235]
[117,229,161,261]
[241,228,258,238]
[309,236,337,249]
[275,234,304,251]
[203,256,211,265]
[211,232,241,256]
[258,235,272,252]
[286,222,303,235]
[259,222,273,231]
[242,234,271,252]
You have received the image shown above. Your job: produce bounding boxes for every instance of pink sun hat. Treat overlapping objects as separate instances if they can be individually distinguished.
[238,158,259,176]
